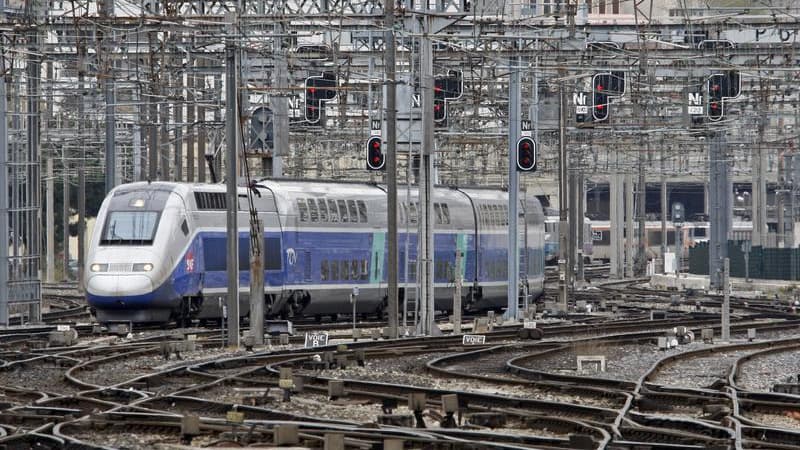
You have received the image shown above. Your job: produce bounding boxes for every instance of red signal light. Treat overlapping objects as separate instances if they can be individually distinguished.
[366,136,385,170]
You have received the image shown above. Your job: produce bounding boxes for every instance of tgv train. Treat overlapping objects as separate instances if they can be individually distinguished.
[85,180,546,324]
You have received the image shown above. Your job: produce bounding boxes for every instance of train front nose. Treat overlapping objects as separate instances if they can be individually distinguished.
[86,274,154,307]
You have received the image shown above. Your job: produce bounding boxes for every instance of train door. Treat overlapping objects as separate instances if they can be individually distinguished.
[370,231,385,288]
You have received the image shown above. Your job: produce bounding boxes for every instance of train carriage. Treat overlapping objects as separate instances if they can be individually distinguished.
[86,180,546,325]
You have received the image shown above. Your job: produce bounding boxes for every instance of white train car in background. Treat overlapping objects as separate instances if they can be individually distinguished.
[589,221,753,261]
[544,215,593,264]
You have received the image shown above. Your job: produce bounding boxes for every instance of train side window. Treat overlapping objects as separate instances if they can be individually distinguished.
[308,198,319,222]
[297,199,309,222]
[361,259,369,280]
[337,200,349,222]
[347,200,358,224]
[181,220,189,236]
[343,260,351,280]
[478,205,485,226]
[357,200,368,223]
[501,205,508,225]
[434,203,443,225]
[331,260,339,280]
[399,203,406,225]
[321,260,329,281]
[318,199,328,222]
[441,204,450,224]
[409,202,418,225]
[328,199,339,222]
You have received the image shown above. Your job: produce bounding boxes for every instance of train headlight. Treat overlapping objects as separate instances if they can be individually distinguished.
[90,263,108,272]
[133,263,153,272]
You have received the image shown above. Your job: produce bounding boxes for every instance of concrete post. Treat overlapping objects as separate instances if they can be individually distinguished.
[225,25,240,347]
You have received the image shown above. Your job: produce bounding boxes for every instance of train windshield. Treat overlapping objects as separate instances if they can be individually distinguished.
[101,211,160,245]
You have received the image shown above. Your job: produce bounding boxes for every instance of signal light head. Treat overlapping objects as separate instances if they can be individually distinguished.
[516,137,537,172]
[366,136,385,171]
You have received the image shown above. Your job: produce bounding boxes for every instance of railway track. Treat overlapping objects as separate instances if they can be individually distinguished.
[0,275,799,448]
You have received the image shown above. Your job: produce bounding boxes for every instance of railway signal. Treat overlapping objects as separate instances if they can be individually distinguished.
[366,136,385,170]
[434,70,463,124]
[592,71,625,122]
[707,71,740,122]
[516,136,536,172]
[305,72,337,124]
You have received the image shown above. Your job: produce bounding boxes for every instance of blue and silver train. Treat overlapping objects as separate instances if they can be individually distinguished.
[85,180,546,324]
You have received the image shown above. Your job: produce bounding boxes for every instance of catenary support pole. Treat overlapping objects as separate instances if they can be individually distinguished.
[610,174,623,278]
[722,257,730,341]
[709,132,731,289]
[418,21,435,335]
[506,54,520,319]
[77,59,86,294]
[62,159,70,281]
[272,19,287,178]
[0,75,8,325]
[46,159,54,283]
[453,249,462,334]
[250,218,264,344]
[385,0,399,339]
[557,81,568,311]
[625,174,634,278]
[225,25,240,347]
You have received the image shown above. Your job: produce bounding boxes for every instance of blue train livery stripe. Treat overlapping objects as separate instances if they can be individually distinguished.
[89,227,544,310]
